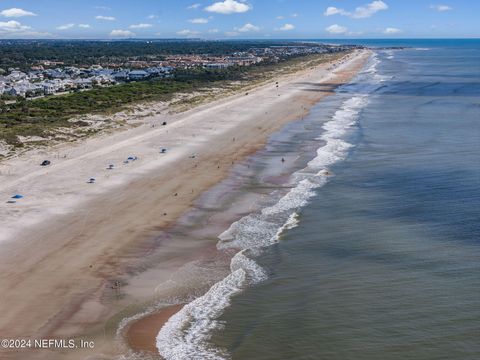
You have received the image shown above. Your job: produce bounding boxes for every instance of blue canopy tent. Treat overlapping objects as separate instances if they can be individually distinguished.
[11,194,24,199]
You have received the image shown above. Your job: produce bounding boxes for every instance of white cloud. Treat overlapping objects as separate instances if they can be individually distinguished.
[324,1,388,19]
[326,24,348,34]
[187,3,201,10]
[208,28,219,33]
[95,15,116,21]
[0,8,37,17]
[57,23,75,30]
[291,13,299,18]
[189,18,209,24]
[353,0,388,18]
[225,31,239,36]
[94,6,110,11]
[110,29,135,37]
[276,15,285,20]
[383,27,401,34]
[147,14,158,19]
[78,24,91,28]
[177,29,200,36]
[130,23,153,29]
[0,19,52,39]
[0,19,51,38]
[278,23,295,31]
[0,20,31,31]
[324,7,349,16]
[205,0,251,14]
[237,23,260,32]
[430,4,452,12]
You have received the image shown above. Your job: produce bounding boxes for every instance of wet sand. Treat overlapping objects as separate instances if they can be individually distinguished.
[0,50,370,360]
[126,304,185,354]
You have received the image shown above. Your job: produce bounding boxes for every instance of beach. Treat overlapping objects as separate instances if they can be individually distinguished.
[0,49,369,360]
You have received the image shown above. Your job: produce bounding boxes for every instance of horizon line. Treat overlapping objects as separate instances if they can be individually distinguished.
[0,37,479,41]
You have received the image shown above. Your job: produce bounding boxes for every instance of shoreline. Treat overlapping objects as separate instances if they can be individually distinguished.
[125,304,185,354]
[0,50,370,360]
[122,51,372,358]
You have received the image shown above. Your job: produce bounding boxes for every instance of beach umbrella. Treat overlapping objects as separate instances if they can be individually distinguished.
[11,194,23,199]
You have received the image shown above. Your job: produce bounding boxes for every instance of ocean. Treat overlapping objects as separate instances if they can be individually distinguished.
[155,40,480,359]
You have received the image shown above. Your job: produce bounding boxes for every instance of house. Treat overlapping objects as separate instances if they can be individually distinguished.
[28,71,44,81]
[3,79,41,97]
[44,69,68,79]
[64,67,81,77]
[6,85,27,97]
[145,67,163,76]
[205,63,232,69]
[128,70,149,81]
[112,71,129,81]
[41,80,59,95]
[92,75,115,85]
[6,70,27,82]
[227,56,262,66]
[73,78,93,89]
[26,84,44,97]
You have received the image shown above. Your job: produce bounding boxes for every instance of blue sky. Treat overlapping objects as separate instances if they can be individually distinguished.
[0,0,478,39]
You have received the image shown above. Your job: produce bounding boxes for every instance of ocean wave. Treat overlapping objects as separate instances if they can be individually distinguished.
[156,250,266,360]
[156,54,378,360]
[274,212,300,240]
[362,54,392,84]
[156,268,245,359]
[364,54,380,74]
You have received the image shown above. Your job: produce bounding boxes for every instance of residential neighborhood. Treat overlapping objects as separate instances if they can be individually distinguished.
[0,66,174,98]
[0,44,358,99]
